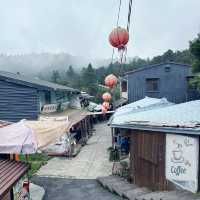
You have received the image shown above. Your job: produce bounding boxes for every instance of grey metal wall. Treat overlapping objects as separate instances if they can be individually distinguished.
[127,63,194,103]
[0,80,39,122]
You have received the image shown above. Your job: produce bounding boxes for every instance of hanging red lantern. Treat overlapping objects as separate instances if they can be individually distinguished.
[102,92,112,102]
[109,27,129,50]
[105,74,118,89]
[102,101,110,110]
[101,105,107,114]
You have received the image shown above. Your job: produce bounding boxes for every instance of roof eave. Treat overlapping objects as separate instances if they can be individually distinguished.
[125,62,192,75]
[110,123,200,136]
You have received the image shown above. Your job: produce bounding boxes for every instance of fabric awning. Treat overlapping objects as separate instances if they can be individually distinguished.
[0,118,71,154]
[25,119,71,150]
[0,121,37,154]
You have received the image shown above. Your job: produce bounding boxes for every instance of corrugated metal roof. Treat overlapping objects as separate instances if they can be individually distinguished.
[109,97,173,125]
[0,159,30,198]
[111,100,200,134]
[0,71,79,93]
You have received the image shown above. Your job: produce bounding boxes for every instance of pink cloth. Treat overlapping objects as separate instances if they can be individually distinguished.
[0,121,37,154]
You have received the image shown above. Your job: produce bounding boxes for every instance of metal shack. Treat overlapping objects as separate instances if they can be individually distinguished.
[125,62,200,103]
[109,100,200,193]
[0,71,80,122]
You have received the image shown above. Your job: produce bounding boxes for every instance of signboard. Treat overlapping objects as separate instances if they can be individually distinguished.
[166,134,199,193]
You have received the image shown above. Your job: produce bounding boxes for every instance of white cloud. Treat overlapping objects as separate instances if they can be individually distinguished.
[0,0,199,59]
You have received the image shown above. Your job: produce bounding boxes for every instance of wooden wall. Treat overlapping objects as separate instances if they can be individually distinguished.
[129,130,173,191]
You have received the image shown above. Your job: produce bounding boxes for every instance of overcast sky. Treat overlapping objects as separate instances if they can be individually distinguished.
[0,0,200,60]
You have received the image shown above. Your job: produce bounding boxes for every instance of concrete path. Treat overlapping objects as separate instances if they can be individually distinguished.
[32,177,122,200]
[36,122,113,179]
[32,122,122,199]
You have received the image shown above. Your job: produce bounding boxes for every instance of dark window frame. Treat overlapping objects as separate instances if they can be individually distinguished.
[165,66,171,72]
[45,91,51,104]
[121,81,127,92]
[146,78,160,92]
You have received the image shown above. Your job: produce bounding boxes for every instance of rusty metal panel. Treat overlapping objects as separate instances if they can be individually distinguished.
[129,130,172,191]
[0,159,30,198]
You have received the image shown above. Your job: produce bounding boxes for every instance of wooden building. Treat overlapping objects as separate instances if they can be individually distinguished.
[109,99,200,193]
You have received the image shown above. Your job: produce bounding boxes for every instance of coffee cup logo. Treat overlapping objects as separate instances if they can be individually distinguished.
[172,150,184,163]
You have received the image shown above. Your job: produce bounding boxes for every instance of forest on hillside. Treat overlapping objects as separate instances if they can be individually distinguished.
[49,48,194,102]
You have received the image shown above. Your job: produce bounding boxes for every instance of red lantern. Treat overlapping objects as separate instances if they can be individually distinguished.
[105,74,118,89]
[102,92,112,102]
[109,27,129,50]
[102,102,110,110]
[101,106,107,114]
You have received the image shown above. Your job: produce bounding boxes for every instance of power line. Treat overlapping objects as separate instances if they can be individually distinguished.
[124,0,133,70]
[127,0,133,33]
[116,0,122,27]
[111,0,122,64]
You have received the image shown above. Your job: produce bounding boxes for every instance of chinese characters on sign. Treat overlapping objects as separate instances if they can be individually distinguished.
[166,134,199,193]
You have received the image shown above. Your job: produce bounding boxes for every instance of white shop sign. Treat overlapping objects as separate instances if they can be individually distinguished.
[166,134,199,193]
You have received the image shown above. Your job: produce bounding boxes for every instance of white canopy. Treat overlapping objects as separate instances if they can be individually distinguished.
[0,121,37,154]
[0,118,71,154]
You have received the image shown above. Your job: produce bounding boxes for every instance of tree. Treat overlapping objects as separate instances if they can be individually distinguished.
[189,33,200,91]
[190,34,200,73]
[81,63,97,95]
[65,65,79,88]
[51,70,61,83]
[66,66,76,80]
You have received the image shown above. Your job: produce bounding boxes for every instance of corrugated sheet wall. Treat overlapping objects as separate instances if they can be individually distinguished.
[127,64,195,103]
[0,80,39,122]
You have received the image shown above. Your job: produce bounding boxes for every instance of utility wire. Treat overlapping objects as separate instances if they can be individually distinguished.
[127,0,133,33]
[124,0,133,70]
[111,0,122,64]
[116,0,122,27]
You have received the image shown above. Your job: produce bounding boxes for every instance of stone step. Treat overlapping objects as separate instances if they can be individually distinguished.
[97,175,200,200]
[135,190,200,200]
[97,175,125,188]
[123,187,151,200]
[97,176,150,198]
[112,182,138,197]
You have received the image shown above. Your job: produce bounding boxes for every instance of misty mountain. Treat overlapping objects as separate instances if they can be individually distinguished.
[0,53,90,76]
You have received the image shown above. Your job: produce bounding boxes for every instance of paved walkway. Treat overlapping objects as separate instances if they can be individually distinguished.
[32,177,122,200]
[36,122,113,179]
[32,122,123,199]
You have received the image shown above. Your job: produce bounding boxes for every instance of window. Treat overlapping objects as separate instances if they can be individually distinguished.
[146,78,159,92]
[121,81,127,92]
[165,66,171,72]
[45,92,51,104]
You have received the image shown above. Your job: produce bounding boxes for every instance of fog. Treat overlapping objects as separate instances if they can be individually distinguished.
[0,0,199,59]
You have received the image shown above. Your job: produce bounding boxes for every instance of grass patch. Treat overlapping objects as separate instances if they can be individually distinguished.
[20,153,51,177]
